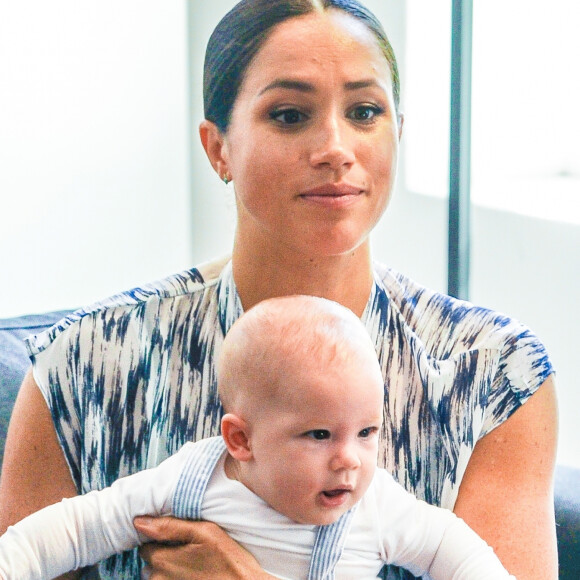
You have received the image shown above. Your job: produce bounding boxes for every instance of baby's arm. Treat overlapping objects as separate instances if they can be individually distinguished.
[374,471,515,579]
[426,508,516,579]
[0,445,189,580]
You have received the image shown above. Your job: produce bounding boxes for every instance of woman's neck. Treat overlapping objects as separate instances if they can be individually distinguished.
[231,237,374,318]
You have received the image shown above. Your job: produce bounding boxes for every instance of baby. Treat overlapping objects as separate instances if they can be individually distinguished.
[0,296,513,579]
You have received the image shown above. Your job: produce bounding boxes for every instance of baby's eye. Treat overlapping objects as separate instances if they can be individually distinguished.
[358,426,378,438]
[269,108,307,125]
[306,429,331,440]
[348,104,384,123]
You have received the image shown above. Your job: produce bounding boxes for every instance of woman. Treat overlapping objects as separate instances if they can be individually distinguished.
[0,1,557,579]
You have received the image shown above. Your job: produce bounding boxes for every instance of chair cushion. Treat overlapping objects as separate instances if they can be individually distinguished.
[555,464,580,579]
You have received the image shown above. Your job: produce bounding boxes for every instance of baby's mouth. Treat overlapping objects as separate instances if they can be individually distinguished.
[319,487,352,508]
[323,489,349,498]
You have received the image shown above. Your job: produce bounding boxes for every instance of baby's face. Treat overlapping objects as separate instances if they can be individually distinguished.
[242,348,384,525]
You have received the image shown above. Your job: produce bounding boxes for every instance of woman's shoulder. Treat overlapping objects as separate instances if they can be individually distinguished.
[26,256,231,357]
[372,262,553,440]
[372,262,542,352]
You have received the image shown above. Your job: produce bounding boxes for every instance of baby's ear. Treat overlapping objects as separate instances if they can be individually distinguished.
[221,413,253,462]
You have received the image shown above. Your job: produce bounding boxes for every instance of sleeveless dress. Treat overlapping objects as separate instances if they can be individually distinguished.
[27,258,553,579]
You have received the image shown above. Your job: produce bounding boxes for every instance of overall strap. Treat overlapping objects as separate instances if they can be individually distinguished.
[172,437,227,519]
[308,506,357,580]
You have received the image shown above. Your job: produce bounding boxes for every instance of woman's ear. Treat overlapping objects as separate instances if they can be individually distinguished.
[199,120,230,182]
[221,413,252,462]
[397,112,404,141]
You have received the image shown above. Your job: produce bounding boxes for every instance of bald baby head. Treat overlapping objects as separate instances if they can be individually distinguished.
[217,295,381,418]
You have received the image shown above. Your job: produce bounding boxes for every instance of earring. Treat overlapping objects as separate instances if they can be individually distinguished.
[223,174,230,185]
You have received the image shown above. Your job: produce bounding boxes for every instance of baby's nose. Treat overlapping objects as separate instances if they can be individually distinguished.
[330,442,362,471]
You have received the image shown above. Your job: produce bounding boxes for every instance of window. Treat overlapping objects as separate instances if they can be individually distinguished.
[405,0,580,224]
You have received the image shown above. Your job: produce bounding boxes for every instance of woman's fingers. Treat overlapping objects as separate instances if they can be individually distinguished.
[134,517,272,580]
[134,516,197,544]
[136,517,214,578]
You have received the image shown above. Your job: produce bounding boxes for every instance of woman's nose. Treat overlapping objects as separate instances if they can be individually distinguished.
[330,442,362,472]
[309,115,356,171]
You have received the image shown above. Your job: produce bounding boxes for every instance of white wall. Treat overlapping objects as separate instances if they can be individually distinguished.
[0,1,192,316]
[188,0,238,265]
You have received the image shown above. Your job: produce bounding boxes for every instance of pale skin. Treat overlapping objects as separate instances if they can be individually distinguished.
[218,299,384,527]
[0,9,558,580]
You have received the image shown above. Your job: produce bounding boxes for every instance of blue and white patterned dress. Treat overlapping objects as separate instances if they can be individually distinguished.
[26,258,553,579]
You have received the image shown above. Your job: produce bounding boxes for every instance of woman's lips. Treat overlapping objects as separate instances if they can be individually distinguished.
[299,183,364,208]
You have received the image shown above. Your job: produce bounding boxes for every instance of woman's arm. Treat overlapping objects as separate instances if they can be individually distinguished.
[0,370,82,580]
[453,376,559,579]
[0,375,267,579]
[136,517,276,580]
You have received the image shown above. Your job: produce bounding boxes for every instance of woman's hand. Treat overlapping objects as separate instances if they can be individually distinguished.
[135,517,275,580]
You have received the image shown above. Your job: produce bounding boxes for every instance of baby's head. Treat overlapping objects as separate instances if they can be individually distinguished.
[217,295,384,525]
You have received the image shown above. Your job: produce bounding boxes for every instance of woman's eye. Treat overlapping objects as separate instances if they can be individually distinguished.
[348,105,384,123]
[307,429,331,440]
[269,108,307,125]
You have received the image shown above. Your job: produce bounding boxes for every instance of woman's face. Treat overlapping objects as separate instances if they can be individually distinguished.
[220,10,401,259]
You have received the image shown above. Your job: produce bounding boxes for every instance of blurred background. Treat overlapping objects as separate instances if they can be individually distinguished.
[0,0,578,467]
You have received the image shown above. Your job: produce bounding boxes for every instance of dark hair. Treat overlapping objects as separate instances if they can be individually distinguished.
[203,0,400,133]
